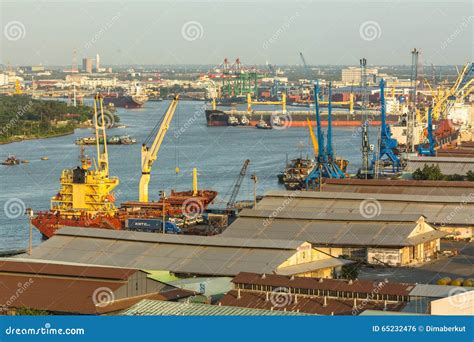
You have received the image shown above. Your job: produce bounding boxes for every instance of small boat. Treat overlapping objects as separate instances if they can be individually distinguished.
[2,156,20,166]
[40,156,49,161]
[119,135,136,145]
[256,119,272,129]
[21,160,29,164]
[271,115,283,127]
[228,115,239,126]
[240,115,250,126]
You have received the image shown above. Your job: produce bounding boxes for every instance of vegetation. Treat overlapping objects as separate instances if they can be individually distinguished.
[15,307,50,315]
[412,164,473,181]
[0,95,93,144]
[340,259,360,280]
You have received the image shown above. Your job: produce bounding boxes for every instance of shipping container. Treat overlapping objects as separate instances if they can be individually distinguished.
[125,218,181,234]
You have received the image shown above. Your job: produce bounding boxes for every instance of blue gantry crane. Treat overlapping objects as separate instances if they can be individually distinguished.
[417,108,436,156]
[370,79,401,175]
[305,82,345,187]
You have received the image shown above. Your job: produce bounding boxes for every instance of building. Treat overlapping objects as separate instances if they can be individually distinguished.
[223,201,445,266]
[341,66,377,84]
[0,259,194,315]
[95,53,100,72]
[219,272,412,315]
[249,190,472,240]
[82,58,93,73]
[121,299,309,316]
[430,290,473,315]
[26,227,352,278]
[406,156,474,176]
[321,178,474,197]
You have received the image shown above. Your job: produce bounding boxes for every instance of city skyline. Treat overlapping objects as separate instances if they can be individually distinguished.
[1,0,472,67]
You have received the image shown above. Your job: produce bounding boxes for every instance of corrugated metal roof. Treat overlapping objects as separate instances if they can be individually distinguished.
[26,228,316,276]
[222,216,441,247]
[253,191,473,226]
[121,299,310,316]
[409,284,474,298]
[58,227,304,250]
[406,156,474,175]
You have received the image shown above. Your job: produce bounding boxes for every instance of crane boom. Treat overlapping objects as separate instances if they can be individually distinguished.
[226,159,250,209]
[139,96,180,202]
[307,118,318,156]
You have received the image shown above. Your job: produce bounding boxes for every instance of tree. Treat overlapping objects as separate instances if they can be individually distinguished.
[340,263,360,280]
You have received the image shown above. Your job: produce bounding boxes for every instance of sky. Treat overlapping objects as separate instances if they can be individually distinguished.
[0,0,472,66]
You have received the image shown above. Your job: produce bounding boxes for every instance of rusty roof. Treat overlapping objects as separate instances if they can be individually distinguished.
[219,290,406,315]
[0,259,137,281]
[232,272,415,296]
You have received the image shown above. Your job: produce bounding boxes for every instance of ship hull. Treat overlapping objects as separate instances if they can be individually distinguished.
[205,109,398,127]
[32,190,218,238]
[103,95,148,108]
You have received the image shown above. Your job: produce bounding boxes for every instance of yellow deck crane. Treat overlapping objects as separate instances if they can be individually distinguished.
[139,96,179,202]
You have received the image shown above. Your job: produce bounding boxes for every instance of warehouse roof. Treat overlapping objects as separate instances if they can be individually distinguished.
[0,259,193,315]
[252,191,473,226]
[121,299,310,316]
[321,179,474,197]
[223,214,445,247]
[406,156,474,175]
[25,228,322,276]
[409,284,474,298]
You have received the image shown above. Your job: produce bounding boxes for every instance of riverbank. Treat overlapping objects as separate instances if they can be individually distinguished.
[0,129,76,145]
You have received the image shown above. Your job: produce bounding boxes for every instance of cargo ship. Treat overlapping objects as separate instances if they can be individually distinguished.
[102,84,148,109]
[32,95,217,238]
[205,109,400,127]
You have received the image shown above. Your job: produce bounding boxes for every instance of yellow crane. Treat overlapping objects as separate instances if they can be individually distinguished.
[139,96,179,202]
[307,118,318,156]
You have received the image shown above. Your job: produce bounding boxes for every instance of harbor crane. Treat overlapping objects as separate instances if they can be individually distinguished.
[417,108,435,157]
[139,96,179,202]
[305,82,345,188]
[370,79,401,175]
[226,159,250,209]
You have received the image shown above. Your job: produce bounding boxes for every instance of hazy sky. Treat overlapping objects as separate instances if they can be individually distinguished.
[0,0,472,66]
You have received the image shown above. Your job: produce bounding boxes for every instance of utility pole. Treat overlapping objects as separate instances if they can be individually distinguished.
[250,173,258,208]
[360,58,370,178]
[407,48,419,153]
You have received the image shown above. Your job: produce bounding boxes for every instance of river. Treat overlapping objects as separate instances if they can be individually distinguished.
[0,100,379,253]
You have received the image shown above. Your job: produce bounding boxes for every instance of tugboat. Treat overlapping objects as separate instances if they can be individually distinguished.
[256,117,272,129]
[2,155,20,166]
[240,115,250,126]
[279,158,316,190]
[228,115,239,126]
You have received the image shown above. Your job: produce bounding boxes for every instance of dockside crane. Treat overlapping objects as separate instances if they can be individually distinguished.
[370,79,401,175]
[305,82,345,188]
[139,96,179,202]
[417,108,435,157]
[226,159,250,209]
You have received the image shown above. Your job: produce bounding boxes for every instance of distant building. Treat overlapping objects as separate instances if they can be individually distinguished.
[82,58,93,73]
[95,53,101,72]
[341,66,378,84]
[0,73,8,86]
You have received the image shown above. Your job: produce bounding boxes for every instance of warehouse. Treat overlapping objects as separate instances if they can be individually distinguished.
[26,227,352,278]
[0,259,194,315]
[249,190,473,240]
[219,272,412,315]
[321,178,474,197]
[405,156,474,175]
[222,205,446,266]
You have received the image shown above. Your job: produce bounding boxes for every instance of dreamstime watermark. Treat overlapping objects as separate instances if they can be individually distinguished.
[181,21,204,41]
[263,12,300,49]
[270,287,292,308]
[270,113,293,130]
[440,16,473,50]
[3,21,26,41]
[440,193,473,227]
[352,280,387,315]
[181,198,204,220]
[359,198,382,219]
[92,287,115,307]
[0,278,34,313]
[447,287,469,308]
[93,109,115,128]
[174,103,207,138]
[359,21,382,41]
[84,12,122,49]
[3,198,26,219]
[0,100,33,136]
[5,323,85,336]
[263,192,297,227]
